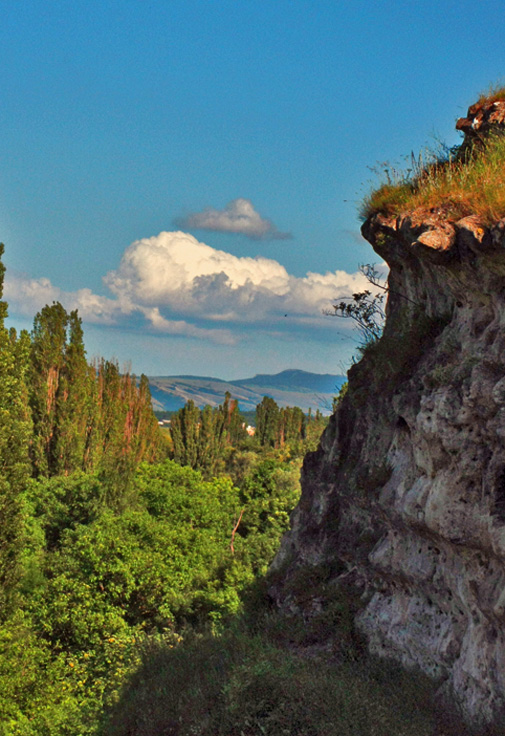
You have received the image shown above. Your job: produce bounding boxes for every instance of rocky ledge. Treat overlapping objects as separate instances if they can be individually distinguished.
[271,113,505,726]
[456,97,505,158]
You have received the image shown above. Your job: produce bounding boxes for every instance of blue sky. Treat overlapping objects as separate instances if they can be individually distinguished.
[1,0,504,378]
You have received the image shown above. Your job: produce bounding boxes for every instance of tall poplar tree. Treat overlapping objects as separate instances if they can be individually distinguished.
[279,406,306,447]
[255,396,280,447]
[196,404,218,475]
[29,302,68,476]
[170,400,200,468]
[96,361,163,508]
[216,392,245,447]
[0,245,31,615]
[133,374,165,464]
[53,309,91,474]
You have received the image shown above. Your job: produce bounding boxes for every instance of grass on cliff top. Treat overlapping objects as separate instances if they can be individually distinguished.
[361,128,505,225]
[475,82,505,106]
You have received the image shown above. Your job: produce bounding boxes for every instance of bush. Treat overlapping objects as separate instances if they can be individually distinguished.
[2,455,307,733]
[475,82,505,106]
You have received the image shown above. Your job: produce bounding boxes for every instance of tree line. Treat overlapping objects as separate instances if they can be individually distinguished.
[168,394,326,477]
[0,247,163,618]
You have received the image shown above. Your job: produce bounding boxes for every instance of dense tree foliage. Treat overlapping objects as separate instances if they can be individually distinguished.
[169,394,327,476]
[28,303,164,496]
[0,245,31,618]
[29,303,90,477]
[255,396,326,451]
[170,393,247,476]
[0,245,330,734]
[255,396,280,447]
[1,449,302,733]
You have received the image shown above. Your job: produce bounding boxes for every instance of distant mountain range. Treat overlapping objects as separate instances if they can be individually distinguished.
[148,369,346,415]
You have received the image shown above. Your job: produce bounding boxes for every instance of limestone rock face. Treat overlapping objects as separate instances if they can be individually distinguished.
[271,208,505,725]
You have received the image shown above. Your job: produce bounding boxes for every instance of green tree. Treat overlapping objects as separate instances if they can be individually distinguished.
[255,397,280,448]
[197,404,219,475]
[53,310,93,475]
[29,302,69,476]
[278,406,306,448]
[0,246,32,615]
[170,395,247,477]
[219,392,246,447]
[170,400,200,469]
[132,374,165,465]
[237,457,301,573]
[95,360,131,507]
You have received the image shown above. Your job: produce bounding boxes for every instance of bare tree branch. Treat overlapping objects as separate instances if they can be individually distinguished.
[230,509,244,554]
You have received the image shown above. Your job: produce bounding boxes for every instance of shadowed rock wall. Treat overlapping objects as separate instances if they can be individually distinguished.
[271,127,505,725]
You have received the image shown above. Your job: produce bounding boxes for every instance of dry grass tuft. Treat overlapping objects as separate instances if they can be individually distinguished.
[361,131,505,225]
[475,82,505,107]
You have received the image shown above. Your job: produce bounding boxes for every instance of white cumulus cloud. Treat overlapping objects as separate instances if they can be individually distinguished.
[5,231,381,346]
[175,198,291,240]
[104,231,372,324]
[4,270,236,345]
[3,274,123,324]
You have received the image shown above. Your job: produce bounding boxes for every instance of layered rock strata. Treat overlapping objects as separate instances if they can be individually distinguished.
[271,115,505,725]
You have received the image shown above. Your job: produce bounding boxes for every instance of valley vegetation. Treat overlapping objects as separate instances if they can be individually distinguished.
[0,241,331,734]
[0,238,470,735]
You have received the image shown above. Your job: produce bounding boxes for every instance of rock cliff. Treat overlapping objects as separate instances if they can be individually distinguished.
[271,100,505,727]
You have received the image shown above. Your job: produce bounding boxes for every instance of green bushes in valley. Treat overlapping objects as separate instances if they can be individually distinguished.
[3,452,302,734]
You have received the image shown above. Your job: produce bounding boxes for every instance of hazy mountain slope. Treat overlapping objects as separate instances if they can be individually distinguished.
[148,369,345,414]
